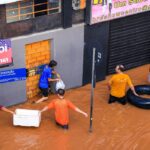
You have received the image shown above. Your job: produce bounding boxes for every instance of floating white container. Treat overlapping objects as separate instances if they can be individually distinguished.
[13,109,41,127]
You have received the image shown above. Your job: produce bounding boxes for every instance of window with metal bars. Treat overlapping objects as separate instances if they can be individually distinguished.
[6,0,61,23]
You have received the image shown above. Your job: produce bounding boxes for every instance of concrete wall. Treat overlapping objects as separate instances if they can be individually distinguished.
[0,40,26,106]
[0,24,84,106]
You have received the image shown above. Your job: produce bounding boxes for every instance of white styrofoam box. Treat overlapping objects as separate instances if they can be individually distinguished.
[13,109,41,127]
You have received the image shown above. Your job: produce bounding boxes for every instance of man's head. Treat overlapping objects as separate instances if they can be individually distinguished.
[115,65,125,73]
[49,60,57,68]
[57,89,65,98]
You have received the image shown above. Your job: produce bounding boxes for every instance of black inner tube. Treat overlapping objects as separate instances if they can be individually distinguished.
[127,85,150,109]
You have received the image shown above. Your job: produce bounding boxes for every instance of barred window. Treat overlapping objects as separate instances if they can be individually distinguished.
[6,0,61,23]
[6,0,34,23]
[48,0,61,14]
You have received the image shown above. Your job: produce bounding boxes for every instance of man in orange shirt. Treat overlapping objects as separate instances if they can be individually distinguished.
[108,65,138,105]
[41,89,88,129]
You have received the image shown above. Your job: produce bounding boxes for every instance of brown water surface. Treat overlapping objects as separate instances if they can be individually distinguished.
[0,64,150,150]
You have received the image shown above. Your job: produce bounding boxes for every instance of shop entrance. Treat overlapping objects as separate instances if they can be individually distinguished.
[107,11,150,74]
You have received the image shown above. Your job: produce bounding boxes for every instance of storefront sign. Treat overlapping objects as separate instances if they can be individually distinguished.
[0,68,26,83]
[0,0,23,4]
[91,0,150,24]
[0,39,13,67]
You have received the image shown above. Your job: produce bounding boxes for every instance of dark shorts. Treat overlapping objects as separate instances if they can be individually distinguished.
[56,122,69,130]
[108,95,127,105]
[39,87,48,97]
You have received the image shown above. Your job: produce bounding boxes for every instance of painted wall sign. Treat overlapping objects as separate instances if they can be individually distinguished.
[26,64,46,77]
[0,0,23,4]
[91,0,150,24]
[0,39,13,67]
[0,68,26,84]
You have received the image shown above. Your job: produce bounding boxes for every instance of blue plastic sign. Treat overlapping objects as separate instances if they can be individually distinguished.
[0,68,26,83]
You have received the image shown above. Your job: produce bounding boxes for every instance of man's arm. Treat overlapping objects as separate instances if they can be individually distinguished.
[52,71,60,78]
[41,102,55,113]
[130,85,139,96]
[75,108,88,117]
[67,101,88,117]
[1,107,14,114]
[108,76,113,91]
[127,76,139,96]
[108,83,111,91]
[40,106,49,113]
[48,78,60,82]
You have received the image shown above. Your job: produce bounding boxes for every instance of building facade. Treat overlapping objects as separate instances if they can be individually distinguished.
[0,0,150,106]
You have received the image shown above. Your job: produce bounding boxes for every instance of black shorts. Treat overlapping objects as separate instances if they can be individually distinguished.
[108,95,127,105]
[56,122,69,130]
[39,87,48,97]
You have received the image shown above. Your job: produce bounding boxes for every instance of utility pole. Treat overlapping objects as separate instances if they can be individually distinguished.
[89,48,96,132]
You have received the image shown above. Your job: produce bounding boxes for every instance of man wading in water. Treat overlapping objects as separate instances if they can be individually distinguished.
[41,89,88,129]
[108,65,138,105]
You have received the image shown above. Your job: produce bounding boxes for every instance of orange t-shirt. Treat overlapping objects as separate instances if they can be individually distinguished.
[47,99,77,125]
[109,73,133,97]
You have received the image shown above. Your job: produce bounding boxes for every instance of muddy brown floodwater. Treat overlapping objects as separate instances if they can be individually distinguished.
[0,64,150,150]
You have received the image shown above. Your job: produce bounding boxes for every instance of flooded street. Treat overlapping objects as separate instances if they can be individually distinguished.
[0,64,150,150]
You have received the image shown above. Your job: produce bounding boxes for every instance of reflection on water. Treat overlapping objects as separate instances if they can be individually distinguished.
[14,133,39,150]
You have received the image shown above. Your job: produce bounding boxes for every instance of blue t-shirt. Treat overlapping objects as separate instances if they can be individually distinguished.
[39,66,52,88]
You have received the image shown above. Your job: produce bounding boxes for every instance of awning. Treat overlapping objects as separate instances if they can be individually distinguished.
[0,0,23,5]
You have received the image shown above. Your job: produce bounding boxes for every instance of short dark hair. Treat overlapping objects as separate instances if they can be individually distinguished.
[118,65,125,72]
[57,89,65,96]
[49,60,57,67]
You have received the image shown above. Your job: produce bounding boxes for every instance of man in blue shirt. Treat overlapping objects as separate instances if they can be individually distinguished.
[34,60,60,104]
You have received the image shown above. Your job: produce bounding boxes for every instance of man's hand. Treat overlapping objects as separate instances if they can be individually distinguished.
[134,92,139,97]
[10,111,15,115]
[83,112,88,118]
[56,73,61,78]
[56,78,60,81]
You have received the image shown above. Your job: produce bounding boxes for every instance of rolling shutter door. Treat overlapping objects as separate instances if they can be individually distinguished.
[107,11,150,74]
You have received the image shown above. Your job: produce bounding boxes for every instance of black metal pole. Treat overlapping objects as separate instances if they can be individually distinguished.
[89,48,96,132]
